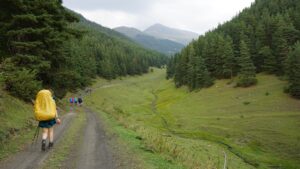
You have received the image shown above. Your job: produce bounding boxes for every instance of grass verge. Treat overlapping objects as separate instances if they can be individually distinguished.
[0,91,36,160]
[92,107,186,169]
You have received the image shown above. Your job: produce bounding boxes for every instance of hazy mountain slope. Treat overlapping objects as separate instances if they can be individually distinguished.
[73,14,137,44]
[114,26,143,39]
[144,23,199,45]
[114,26,184,55]
[134,34,184,55]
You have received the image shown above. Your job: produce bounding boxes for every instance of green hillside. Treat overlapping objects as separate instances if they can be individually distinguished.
[85,68,300,169]
[168,0,300,98]
[0,88,35,160]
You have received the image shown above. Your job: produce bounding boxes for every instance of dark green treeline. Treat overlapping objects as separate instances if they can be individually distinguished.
[0,0,167,100]
[167,0,300,98]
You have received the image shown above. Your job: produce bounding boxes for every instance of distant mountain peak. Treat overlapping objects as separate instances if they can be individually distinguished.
[144,23,198,45]
[114,26,141,31]
[150,23,165,27]
[114,26,143,39]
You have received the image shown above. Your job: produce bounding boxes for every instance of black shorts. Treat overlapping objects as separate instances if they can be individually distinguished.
[38,119,56,128]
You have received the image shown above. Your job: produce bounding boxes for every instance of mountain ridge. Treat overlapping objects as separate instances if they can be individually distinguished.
[144,23,199,45]
[114,26,185,55]
[114,26,143,39]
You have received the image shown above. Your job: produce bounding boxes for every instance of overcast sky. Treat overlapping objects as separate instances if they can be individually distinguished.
[63,0,255,35]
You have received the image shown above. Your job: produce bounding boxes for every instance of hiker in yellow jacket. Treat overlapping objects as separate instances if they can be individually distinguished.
[34,89,61,151]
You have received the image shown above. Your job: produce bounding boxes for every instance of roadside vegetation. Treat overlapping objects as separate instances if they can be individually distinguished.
[93,108,186,169]
[0,89,35,160]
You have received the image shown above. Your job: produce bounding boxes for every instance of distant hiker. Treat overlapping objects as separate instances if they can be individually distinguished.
[69,97,74,105]
[78,96,83,106]
[74,97,78,105]
[34,90,61,151]
[69,97,74,112]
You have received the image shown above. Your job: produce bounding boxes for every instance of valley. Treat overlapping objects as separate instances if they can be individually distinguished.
[85,68,300,169]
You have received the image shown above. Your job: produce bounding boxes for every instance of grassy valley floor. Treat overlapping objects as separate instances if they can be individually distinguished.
[85,68,300,169]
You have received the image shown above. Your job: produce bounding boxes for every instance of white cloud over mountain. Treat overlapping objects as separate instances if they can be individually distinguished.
[63,0,255,34]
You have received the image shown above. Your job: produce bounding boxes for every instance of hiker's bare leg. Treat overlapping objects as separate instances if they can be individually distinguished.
[42,128,48,140]
[48,127,54,143]
[41,128,48,151]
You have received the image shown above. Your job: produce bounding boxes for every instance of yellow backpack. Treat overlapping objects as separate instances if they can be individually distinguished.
[34,90,57,121]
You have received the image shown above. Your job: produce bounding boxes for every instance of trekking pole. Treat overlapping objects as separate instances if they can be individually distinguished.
[31,126,40,146]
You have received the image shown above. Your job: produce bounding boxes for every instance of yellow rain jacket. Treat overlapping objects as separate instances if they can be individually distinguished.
[34,90,57,121]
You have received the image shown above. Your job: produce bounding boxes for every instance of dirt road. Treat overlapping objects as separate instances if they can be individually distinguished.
[0,113,76,169]
[0,108,120,169]
[75,107,116,169]
[0,83,124,169]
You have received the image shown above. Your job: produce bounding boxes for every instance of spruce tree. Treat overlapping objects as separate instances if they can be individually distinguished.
[260,46,276,73]
[273,15,290,75]
[187,45,196,89]
[174,48,189,87]
[202,33,218,76]
[1,0,80,99]
[223,37,235,79]
[194,55,213,89]
[286,42,300,99]
[166,56,175,79]
[214,34,226,78]
[237,41,257,87]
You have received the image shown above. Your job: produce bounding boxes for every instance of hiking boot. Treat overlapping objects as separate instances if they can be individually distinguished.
[41,140,46,151]
[48,142,54,149]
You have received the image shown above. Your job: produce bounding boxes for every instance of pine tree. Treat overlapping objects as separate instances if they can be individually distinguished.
[174,48,189,87]
[273,15,291,75]
[187,45,196,89]
[260,46,276,73]
[237,41,257,87]
[223,37,235,79]
[0,58,42,101]
[0,0,80,99]
[214,34,226,78]
[166,56,175,79]
[202,33,218,76]
[194,55,213,89]
[286,42,300,99]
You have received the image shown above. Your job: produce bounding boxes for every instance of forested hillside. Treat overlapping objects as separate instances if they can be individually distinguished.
[0,0,167,100]
[67,12,167,88]
[167,0,300,98]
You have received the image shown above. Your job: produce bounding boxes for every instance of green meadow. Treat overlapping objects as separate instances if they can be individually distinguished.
[85,68,300,169]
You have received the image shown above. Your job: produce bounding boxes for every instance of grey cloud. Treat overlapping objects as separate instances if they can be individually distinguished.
[63,0,255,34]
[63,0,153,13]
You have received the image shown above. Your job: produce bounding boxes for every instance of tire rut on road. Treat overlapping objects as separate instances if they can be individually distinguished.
[75,107,116,169]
